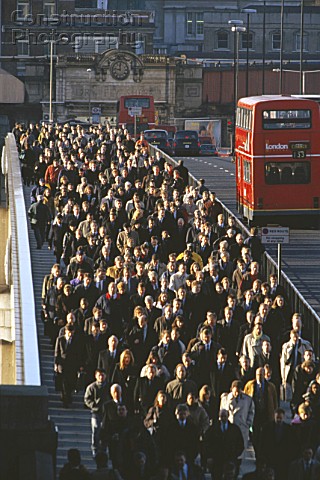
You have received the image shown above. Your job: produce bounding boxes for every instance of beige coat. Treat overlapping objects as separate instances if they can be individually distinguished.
[220,391,255,448]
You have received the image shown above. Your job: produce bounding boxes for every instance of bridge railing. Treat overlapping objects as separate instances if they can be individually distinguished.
[149,146,320,359]
[2,133,41,385]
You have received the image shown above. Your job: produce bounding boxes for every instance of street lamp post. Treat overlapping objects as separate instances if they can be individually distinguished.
[233,26,247,103]
[300,0,305,94]
[242,9,256,97]
[49,39,53,124]
[228,20,246,151]
[262,0,266,94]
[273,68,320,94]
[279,0,285,94]
[87,68,92,123]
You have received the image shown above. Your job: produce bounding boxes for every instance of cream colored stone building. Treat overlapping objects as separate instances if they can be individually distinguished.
[52,50,203,124]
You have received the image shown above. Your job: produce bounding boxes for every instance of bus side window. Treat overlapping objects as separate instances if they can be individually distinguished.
[294,166,307,183]
[266,166,280,184]
[281,167,293,184]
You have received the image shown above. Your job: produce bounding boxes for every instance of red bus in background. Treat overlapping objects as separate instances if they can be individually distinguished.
[117,95,155,134]
[235,95,320,226]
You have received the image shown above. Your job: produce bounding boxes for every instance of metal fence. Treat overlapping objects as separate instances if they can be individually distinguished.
[149,145,320,359]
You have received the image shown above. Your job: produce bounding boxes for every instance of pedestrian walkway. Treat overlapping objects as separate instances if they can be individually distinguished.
[23,185,95,475]
[23,182,292,479]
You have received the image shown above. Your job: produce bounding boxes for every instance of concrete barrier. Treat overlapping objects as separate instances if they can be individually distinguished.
[3,133,40,385]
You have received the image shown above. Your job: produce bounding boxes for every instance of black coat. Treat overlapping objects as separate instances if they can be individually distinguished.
[190,340,221,388]
[54,334,84,395]
[100,399,125,441]
[209,362,235,418]
[157,341,184,377]
[217,319,240,362]
[259,421,293,477]
[28,199,51,225]
[48,223,67,257]
[134,376,164,414]
[184,292,208,337]
[111,364,138,412]
[97,348,121,383]
[127,325,158,369]
[84,334,106,381]
[204,421,244,467]
[165,419,200,466]
[74,283,100,311]
[291,365,317,411]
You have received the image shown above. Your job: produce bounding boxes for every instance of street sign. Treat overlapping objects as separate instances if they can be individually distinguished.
[261,226,290,244]
[92,114,100,124]
[92,107,101,114]
[128,106,142,117]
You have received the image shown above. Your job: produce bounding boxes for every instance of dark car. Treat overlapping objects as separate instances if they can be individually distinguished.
[199,143,218,156]
[173,130,200,156]
[144,129,172,155]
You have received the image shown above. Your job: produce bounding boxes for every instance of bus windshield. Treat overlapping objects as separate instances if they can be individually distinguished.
[124,98,150,108]
[262,109,311,129]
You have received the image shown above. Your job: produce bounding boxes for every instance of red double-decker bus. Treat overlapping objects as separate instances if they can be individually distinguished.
[117,95,155,134]
[235,95,320,226]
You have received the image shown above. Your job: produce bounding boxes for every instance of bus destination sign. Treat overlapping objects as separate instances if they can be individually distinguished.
[289,141,310,159]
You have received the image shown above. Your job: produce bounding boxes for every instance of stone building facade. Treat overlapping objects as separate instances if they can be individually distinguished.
[53,50,202,123]
[1,0,320,124]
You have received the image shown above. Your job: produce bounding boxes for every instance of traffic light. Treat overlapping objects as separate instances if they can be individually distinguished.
[227,119,233,134]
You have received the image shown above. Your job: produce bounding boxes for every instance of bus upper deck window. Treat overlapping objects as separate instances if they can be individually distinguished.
[262,109,311,129]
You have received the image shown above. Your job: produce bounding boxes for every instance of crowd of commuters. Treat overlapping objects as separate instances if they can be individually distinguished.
[14,120,320,480]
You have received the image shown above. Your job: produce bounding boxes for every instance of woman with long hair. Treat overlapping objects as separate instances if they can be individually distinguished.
[155,292,169,312]
[266,295,292,353]
[190,261,201,277]
[143,390,173,466]
[199,385,215,423]
[111,349,137,413]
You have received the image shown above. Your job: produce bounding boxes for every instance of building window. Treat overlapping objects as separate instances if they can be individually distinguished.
[134,36,145,55]
[17,39,30,56]
[187,12,193,35]
[272,32,281,51]
[186,12,204,37]
[16,1,30,19]
[74,35,118,53]
[43,2,55,18]
[295,33,308,52]
[154,48,167,54]
[75,0,97,6]
[241,32,253,50]
[217,31,229,50]
[196,13,204,36]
